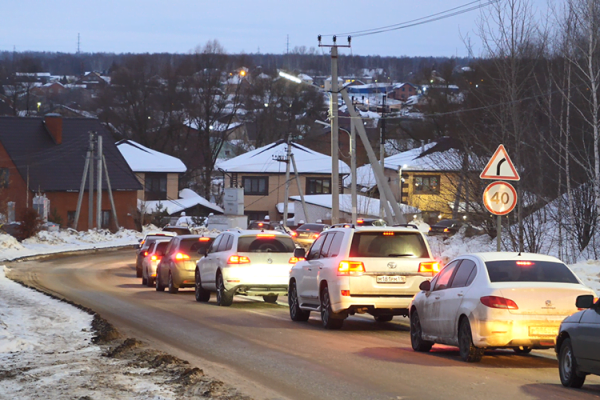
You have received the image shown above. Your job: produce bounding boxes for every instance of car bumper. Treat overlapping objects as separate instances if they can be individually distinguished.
[172,261,197,287]
[222,265,289,295]
[472,315,564,348]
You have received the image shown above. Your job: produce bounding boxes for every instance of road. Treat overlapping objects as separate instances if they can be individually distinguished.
[7,249,600,400]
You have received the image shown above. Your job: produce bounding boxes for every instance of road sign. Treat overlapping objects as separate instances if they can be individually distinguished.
[480,144,520,181]
[483,181,517,215]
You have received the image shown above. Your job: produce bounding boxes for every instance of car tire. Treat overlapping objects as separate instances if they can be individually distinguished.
[289,281,310,322]
[155,269,165,292]
[514,346,532,355]
[146,269,154,288]
[559,338,586,388]
[195,269,210,303]
[410,310,433,352]
[168,271,179,294]
[216,272,233,307]
[141,269,147,286]
[374,315,393,323]
[458,318,484,362]
[263,295,278,304]
[320,285,344,330]
[136,264,142,278]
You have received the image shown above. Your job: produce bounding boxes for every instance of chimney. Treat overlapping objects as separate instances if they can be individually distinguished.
[44,113,62,144]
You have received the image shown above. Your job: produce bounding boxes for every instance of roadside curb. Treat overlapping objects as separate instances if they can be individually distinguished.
[2,243,137,263]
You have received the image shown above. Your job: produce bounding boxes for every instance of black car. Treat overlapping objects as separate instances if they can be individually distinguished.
[428,219,462,236]
[556,294,600,388]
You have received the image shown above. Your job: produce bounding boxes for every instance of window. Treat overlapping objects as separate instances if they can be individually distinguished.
[433,260,460,291]
[237,235,295,253]
[67,211,76,227]
[414,175,440,194]
[485,260,579,283]
[324,232,344,258]
[0,168,9,188]
[319,233,335,258]
[243,176,268,195]
[450,260,477,288]
[101,211,111,229]
[349,232,429,258]
[307,234,327,260]
[145,173,167,200]
[209,235,223,253]
[306,177,331,195]
[218,234,233,252]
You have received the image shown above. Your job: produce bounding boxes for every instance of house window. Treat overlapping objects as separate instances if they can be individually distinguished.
[242,176,268,195]
[101,210,111,229]
[0,168,9,188]
[67,211,76,227]
[414,175,440,194]
[306,177,331,195]
[145,173,167,200]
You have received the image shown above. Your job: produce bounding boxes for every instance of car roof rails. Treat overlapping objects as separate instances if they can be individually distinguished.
[393,223,419,230]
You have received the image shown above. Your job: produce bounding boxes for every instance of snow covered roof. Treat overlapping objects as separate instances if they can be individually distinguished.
[217,140,350,174]
[141,188,223,215]
[276,202,295,214]
[116,140,186,173]
[289,194,420,217]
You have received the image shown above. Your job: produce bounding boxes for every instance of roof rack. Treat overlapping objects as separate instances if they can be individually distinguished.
[393,224,419,230]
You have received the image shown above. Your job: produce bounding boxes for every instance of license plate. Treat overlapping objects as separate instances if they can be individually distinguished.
[529,326,558,336]
[376,275,406,284]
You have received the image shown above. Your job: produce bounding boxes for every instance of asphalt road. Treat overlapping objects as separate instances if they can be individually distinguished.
[7,249,600,400]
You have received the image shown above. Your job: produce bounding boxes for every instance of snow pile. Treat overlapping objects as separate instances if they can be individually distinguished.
[0,233,24,250]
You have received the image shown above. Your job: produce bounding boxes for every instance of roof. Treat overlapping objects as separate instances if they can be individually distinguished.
[116,139,187,173]
[289,194,420,217]
[0,116,141,192]
[217,140,350,174]
[141,188,223,215]
[469,252,563,263]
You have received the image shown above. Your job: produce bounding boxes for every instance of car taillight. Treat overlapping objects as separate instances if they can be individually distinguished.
[257,234,275,238]
[144,251,148,256]
[175,253,190,260]
[289,257,305,264]
[338,261,365,275]
[291,231,298,237]
[418,261,440,275]
[443,228,449,232]
[151,255,160,261]
[199,237,211,242]
[312,233,319,239]
[228,255,251,264]
[480,296,519,310]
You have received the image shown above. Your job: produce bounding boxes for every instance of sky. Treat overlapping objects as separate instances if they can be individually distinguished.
[1,0,551,58]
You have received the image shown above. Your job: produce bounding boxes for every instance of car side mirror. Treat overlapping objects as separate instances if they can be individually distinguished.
[203,249,209,257]
[576,294,595,309]
[294,247,306,259]
[419,280,431,291]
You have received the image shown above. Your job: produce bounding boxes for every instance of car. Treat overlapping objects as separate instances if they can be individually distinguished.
[556,294,600,388]
[428,219,462,236]
[141,239,172,287]
[248,220,275,230]
[291,223,329,248]
[195,230,299,306]
[135,231,176,277]
[155,235,215,293]
[288,226,439,329]
[330,218,387,229]
[162,225,192,235]
[409,252,596,363]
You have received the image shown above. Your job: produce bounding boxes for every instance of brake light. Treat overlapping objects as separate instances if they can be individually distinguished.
[338,261,365,275]
[383,232,394,236]
[258,222,264,227]
[228,255,251,264]
[429,227,432,231]
[257,234,276,238]
[312,233,319,239]
[418,261,440,275]
[175,253,190,260]
[443,228,449,232]
[199,237,211,242]
[144,251,148,256]
[516,261,534,266]
[140,240,145,246]
[289,257,305,264]
[341,290,350,296]
[151,255,160,261]
[357,219,364,224]
[480,296,519,310]
[290,231,298,237]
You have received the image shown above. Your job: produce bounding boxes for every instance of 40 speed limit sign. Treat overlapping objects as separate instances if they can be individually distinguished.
[483,181,517,215]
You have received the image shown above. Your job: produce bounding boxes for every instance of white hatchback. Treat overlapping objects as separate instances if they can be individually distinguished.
[288,226,439,329]
[409,252,596,362]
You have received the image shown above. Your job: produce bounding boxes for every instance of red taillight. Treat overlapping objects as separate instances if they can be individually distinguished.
[199,237,211,242]
[175,253,190,261]
[258,222,264,227]
[151,255,160,261]
[290,231,298,237]
[312,233,319,239]
[480,296,519,310]
[429,227,432,231]
[140,240,145,246]
[228,255,251,264]
[443,228,449,232]
[418,261,440,275]
[357,219,364,224]
[144,251,148,256]
[289,257,305,264]
[383,232,394,236]
[516,261,534,266]
[338,261,365,275]
[257,234,275,238]
[341,290,350,296]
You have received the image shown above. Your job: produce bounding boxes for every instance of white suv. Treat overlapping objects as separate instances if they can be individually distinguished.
[288,226,439,329]
[195,230,300,306]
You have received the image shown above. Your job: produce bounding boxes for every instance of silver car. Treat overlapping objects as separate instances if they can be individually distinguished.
[141,239,171,287]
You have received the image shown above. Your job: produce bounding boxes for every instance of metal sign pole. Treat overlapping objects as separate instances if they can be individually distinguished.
[497,215,501,252]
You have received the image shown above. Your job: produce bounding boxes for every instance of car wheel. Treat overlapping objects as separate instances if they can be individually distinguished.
[194,269,210,303]
[289,281,310,322]
[155,269,165,292]
[141,268,147,286]
[136,263,142,278]
[374,315,393,323]
[146,268,154,288]
[216,272,233,307]
[410,310,433,352]
[514,346,532,355]
[263,295,278,304]
[168,271,179,294]
[559,338,586,388]
[458,318,484,362]
[320,285,344,330]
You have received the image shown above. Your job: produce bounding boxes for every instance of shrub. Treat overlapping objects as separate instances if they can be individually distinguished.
[18,208,43,240]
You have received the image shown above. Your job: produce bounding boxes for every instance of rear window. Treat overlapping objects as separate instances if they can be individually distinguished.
[349,232,429,258]
[237,235,296,253]
[297,224,326,232]
[436,220,458,227]
[178,238,213,254]
[485,261,579,283]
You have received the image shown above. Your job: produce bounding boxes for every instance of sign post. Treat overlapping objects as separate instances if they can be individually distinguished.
[480,145,520,251]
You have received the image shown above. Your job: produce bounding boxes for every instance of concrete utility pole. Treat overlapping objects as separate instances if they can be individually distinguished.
[96,134,103,229]
[290,153,310,224]
[283,134,292,228]
[350,106,357,225]
[88,132,95,230]
[74,134,93,230]
[102,155,119,229]
[379,94,386,218]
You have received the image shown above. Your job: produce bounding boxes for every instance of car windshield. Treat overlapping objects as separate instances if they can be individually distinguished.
[178,238,213,254]
[485,260,579,283]
[297,224,326,232]
[349,232,429,258]
[237,235,295,253]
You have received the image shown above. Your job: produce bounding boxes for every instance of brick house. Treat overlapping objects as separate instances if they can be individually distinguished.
[0,115,142,230]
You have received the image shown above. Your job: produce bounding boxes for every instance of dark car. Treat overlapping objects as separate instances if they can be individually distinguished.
[291,223,329,247]
[248,220,275,230]
[428,219,462,236]
[556,294,600,388]
[163,225,192,235]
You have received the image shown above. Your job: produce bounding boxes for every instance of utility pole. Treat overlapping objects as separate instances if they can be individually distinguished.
[77,33,80,54]
[74,135,93,230]
[379,94,386,218]
[88,132,95,229]
[350,108,357,224]
[96,134,103,229]
[102,155,119,229]
[283,134,292,228]
[290,153,310,223]
[319,35,350,224]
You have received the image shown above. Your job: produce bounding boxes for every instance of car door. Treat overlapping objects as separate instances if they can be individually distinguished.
[201,234,223,289]
[419,260,460,338]
[439,259,478,341]
[298,234,328,303]
[574,303,600,373]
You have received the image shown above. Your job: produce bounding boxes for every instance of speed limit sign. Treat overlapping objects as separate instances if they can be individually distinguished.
[483,181,517,215]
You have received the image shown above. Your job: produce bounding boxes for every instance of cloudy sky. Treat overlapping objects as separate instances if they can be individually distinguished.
[2,0,549,57]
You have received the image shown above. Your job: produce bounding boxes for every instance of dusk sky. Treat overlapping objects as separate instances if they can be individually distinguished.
[2,0,549,57]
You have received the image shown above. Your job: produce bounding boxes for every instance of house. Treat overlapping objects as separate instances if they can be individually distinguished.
[216,140,350,222]
[389,83,419,102]
[0,115,142,230]
[142,188,224,220]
